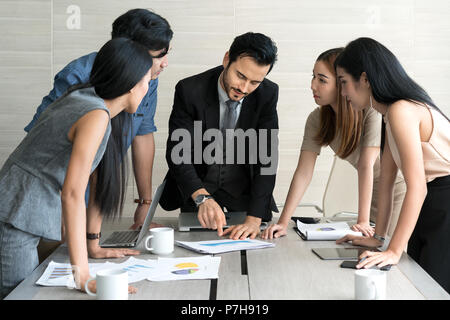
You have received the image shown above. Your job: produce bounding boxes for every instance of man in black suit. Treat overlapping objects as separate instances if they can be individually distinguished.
[160,32,279,239]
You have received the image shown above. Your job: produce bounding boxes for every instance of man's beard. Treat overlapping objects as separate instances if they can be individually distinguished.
[221,66,248,101]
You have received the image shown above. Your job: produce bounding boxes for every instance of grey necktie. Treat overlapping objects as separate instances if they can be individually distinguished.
[222,100,239,132]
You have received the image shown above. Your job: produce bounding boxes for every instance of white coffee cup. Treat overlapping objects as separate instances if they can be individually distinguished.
[355,269,387,300]
[85,269,128,300]
[145,227,174,255]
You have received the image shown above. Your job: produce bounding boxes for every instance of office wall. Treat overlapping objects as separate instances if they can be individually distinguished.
[1,0,449,218]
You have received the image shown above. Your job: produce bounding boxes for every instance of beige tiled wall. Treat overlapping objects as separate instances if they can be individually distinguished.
[1,0,449,218]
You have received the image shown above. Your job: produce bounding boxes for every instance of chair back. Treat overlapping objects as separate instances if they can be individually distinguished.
[322,155,359,218]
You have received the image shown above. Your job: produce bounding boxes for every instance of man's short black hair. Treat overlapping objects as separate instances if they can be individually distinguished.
[111,9,173,56]
[228,32,278,74]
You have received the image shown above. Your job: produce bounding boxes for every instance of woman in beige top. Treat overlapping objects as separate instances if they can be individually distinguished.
[335,37,450,293]
[262,48,405,240]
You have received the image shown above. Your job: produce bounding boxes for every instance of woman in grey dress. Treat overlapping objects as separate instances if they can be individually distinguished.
[0,37,153,298]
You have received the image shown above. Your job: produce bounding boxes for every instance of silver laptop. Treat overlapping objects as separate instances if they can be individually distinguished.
[178,211,249,232]
[100,181,165,248]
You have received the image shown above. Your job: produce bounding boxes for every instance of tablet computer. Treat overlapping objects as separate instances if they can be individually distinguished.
[311,247,380,260]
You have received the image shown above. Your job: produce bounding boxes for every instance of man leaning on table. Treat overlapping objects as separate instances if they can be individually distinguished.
[159,32,280,240]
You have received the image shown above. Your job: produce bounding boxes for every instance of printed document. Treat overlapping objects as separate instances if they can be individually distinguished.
[296,220,362,240]
[176,238,275,254]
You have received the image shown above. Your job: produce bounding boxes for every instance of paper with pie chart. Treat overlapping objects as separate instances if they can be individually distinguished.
[296,220,362,240]
[147,256,221,282]
[36,257,161,287]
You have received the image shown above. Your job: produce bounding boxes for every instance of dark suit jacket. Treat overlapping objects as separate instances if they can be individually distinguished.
[159,65,279,221]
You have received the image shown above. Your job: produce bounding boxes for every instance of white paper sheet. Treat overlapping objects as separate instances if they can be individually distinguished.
[106,257,161,283]
[36,257,162,287]
[296,220,362,240]
[147,256,221,282]
[36,261,112,288]
[175,239,275,254]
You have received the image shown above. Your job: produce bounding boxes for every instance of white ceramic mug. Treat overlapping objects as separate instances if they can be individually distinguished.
[355,269,387,300]
[85,269,128,300]
[145,227,174,255]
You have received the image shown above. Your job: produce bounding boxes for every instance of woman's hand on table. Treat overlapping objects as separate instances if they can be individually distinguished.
[83,245,139,295]
[351,222,375,237]
[356,249,400,270]
[336,234,383,248]
[80,277,137,295]
[87,245,140,259]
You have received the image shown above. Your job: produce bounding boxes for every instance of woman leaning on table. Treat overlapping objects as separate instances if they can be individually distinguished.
[0,38,153,298]
[262,48,406,240]
[335,37,450,293]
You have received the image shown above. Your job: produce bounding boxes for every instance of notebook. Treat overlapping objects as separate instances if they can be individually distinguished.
[294,220,362,241]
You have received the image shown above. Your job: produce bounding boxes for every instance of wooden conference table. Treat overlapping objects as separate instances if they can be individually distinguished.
[5,217,450,300]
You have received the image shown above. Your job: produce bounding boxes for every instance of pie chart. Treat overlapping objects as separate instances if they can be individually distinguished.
[171,268,199,275]
[171,262,200,275]
[175,262,198,269]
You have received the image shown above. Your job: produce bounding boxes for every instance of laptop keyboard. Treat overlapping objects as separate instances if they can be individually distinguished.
[102,230,140,245]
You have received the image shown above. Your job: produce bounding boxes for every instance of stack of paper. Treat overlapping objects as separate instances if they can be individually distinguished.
[296,220,362,240]
[176,238,275,254]
[36,256,222,287]
[113,257,160,283]
[147,256,221,282]
[36,257,161,287]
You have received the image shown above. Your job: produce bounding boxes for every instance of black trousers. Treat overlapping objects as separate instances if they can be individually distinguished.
[407,175,450,293]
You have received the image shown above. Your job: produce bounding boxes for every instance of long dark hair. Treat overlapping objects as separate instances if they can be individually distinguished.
[335,37,449,115]
[335,37,449,151]
[314,48,364,158]
[90,38,153,219]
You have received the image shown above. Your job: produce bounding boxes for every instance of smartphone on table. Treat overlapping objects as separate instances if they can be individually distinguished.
[340,260,392,271]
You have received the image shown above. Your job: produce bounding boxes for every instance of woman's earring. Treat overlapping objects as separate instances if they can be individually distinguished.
[369,95,373,108]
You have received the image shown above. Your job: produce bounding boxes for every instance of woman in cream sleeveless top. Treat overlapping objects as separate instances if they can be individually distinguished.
[262,48,406,240]
[300,107,405,236]
[335,37,450,293]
